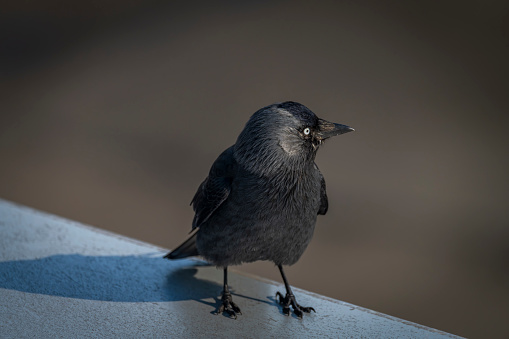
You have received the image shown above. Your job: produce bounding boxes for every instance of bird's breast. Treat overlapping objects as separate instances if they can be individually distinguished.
[197,166,322,266]
[234,167,321,224]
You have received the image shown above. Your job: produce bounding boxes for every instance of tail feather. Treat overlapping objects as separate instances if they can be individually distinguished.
[164,231,199,259]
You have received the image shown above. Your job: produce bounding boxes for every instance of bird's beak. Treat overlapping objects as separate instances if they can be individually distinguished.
[316,118,354,140]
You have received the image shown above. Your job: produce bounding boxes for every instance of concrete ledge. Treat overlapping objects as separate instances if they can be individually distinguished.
[0,199,461,338]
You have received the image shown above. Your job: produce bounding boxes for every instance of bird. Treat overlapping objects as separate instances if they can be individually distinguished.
[165,101,353,319]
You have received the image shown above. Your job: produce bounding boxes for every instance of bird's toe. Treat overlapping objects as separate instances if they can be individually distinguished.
[276,291,315,318]
[300,306,316,313]
[215,291,242,319]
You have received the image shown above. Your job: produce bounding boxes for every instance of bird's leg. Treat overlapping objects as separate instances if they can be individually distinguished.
[215,267,242,319]
[276,265,316,318]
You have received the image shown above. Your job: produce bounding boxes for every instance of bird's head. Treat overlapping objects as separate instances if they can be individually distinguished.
[234,101,354,175]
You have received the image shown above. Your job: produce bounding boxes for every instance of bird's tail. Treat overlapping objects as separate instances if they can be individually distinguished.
[164,231,199,259]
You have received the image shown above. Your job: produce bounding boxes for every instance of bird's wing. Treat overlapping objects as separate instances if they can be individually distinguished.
[315,163,329,215]
[191,146,237,229]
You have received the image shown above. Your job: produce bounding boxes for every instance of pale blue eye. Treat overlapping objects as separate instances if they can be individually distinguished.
[303,128,311,135]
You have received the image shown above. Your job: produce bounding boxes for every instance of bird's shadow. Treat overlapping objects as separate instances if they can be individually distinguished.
[0,254,219,304]
[0,253,283,314]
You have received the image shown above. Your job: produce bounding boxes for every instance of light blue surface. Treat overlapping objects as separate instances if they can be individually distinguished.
[0,199,461,338]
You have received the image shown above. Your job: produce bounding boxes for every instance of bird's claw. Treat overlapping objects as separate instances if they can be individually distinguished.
[215,291,242,319]
[276,291,316,318]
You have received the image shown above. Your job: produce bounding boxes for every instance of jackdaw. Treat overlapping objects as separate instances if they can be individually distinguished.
[165,101,353,319]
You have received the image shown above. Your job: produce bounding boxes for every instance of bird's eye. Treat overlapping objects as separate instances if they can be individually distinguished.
[303,127,311,135]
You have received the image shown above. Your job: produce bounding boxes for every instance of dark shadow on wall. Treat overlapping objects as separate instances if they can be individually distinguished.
[0,254,221,303]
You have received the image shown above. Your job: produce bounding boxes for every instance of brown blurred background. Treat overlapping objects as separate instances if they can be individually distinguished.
[1,1,508,337]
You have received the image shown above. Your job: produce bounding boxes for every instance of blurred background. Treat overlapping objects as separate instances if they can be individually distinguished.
[1,0,508,337]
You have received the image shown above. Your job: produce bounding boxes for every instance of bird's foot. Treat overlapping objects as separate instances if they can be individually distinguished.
[215,291,242,319]
[276,291,316,318]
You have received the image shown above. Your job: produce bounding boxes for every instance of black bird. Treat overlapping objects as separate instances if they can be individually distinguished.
[165,101,353,319]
